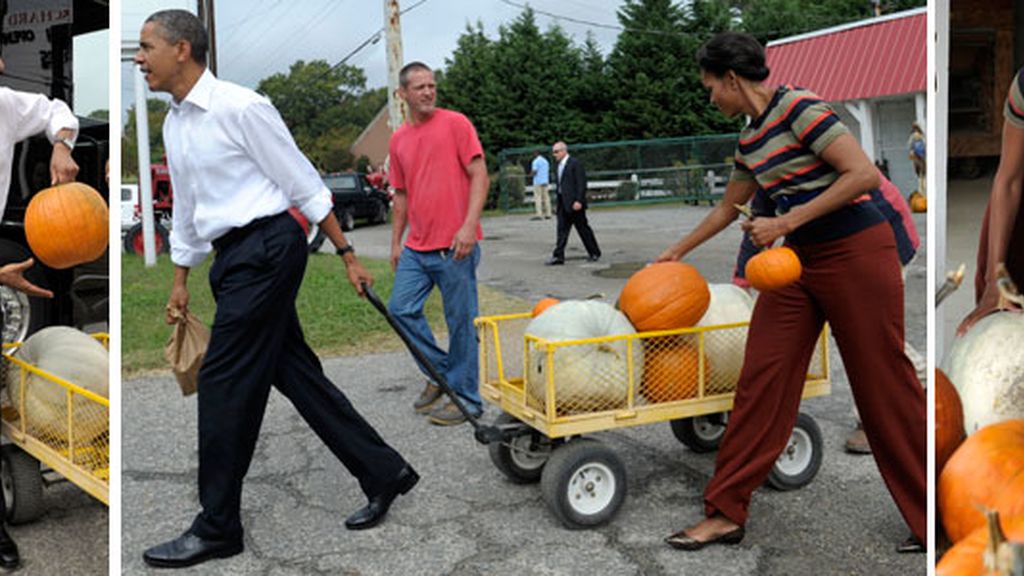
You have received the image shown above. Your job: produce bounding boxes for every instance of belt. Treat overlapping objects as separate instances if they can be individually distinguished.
[211,212,287,252]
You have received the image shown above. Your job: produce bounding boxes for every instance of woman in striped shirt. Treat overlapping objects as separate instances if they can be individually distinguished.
[656,32,925,553]
[959,67,1024,333]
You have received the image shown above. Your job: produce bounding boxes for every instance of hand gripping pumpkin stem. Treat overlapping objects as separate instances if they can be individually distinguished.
[995,263,1024,310]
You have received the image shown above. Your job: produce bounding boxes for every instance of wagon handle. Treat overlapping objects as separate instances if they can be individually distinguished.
[362,283,504,444]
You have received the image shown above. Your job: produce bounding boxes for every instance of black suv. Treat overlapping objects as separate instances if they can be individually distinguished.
[307,173,390,251]
[324,173,390,231]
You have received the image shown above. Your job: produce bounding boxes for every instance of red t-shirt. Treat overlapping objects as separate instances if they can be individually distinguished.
[388,108,484,251]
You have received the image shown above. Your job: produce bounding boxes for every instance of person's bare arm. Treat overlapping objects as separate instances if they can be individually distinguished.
[959,122,1024,334]
[656,179,758,262]
[451,156,488,260]
[319,211,372,296]
[741,133,879,247]
[166,265,191,324]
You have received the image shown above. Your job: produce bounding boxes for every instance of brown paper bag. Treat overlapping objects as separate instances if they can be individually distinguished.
[164,308,210,396]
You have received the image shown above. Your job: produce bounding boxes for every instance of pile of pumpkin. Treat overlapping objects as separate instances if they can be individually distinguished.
[524,248,800,414]
[935,301,1024,574]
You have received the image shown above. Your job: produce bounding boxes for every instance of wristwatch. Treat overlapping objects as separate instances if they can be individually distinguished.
[56,137,75,151]
[336,244,355,256]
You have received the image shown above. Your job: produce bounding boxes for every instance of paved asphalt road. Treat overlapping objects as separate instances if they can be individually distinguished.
[122,204,928,575]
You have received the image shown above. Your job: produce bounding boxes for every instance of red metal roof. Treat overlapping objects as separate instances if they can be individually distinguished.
[764,8,926,102]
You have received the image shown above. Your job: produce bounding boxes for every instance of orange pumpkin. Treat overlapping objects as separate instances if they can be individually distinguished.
[939,419,1024,542]
[909,191,927,213]
[619,262,710,332]
[532,297,560,317]
[745,247,801,292]
[936,514,1024,575]
[641,337,705,403]
[936,369,965,474]
[25,183,108,269]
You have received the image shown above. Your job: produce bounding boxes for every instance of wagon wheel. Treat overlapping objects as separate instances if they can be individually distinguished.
[670,412,729,453]
[488,413,554,484]
[766,412,823,491]
[541,438,626,529]
[1,445,44,525]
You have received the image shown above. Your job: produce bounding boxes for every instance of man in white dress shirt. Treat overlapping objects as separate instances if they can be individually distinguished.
[135,10,416,569]
[0,55,79,571]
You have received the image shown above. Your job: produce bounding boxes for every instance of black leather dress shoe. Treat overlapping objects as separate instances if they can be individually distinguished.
[142,531,243,568]
[345,465,420,530]
[896,535,925,553]
[665,526,745,551]
[0,525,20,569]
[544,257,564,266]
[586,254,601,263]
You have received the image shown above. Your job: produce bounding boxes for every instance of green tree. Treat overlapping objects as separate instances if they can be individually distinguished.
[608,0,725,139]
[121,98,170,179]
[87,109,108,121]
[257,60,385,171]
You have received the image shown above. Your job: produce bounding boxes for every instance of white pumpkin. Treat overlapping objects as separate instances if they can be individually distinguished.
[525,300,642,414]
[945,311,1024,434]
[6,326,109,442]
[696,284,753,392]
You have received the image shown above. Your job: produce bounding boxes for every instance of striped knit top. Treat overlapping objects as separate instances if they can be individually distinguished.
[1005,68,1024,129]
[730,85,884,244]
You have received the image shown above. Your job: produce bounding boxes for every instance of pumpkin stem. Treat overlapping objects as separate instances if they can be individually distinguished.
[995,263,1024,309]
[983,509,1024,576]
[936,263,966,307]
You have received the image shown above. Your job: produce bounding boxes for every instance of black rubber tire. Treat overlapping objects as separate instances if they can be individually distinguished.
[766,412,824,491]
[488,413,552,484]
[0,239,52,343]
[339,208,355,232]
[370,199,389,225]
[540,438,626,529]
[122,222,170,255]
[670,412,729,453]
[1,445,44,525]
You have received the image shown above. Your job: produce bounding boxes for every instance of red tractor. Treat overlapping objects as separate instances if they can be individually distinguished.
[123,161,320,255]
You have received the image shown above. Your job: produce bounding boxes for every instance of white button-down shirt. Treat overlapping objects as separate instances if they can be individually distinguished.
[0,87,77,221]
[163,69,332,267]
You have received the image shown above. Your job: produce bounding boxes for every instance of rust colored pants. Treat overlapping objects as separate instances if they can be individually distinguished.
[703,222,927,544]
[974,201,1024,301]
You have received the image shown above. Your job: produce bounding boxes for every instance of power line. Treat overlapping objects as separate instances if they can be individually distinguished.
[311,0,432,84]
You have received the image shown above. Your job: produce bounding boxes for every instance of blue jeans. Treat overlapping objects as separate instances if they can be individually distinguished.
[389,245,482,413]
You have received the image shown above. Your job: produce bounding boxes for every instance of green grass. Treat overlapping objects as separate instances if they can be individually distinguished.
[121,252,528,376]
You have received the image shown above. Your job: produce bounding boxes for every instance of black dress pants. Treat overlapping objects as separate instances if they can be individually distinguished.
[189,213,407,540]
[552,201,601,260]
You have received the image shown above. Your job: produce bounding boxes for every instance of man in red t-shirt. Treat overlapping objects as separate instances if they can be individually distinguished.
[387,61,489,426]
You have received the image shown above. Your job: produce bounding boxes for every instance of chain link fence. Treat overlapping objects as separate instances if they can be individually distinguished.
[496,134,740,212]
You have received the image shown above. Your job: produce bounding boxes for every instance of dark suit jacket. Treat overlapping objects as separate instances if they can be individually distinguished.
[556,156,587,211]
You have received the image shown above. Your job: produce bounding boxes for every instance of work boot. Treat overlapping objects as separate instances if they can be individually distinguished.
[428,400,480,426]
[844,423,871,455]
[413,381,443,413]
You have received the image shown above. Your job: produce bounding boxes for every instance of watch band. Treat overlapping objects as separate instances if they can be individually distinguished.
[57,137,75,151]
[336,244,355,256]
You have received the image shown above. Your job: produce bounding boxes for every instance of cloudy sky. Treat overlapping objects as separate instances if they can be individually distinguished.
[121,0,628,118]
[74,29,109,116]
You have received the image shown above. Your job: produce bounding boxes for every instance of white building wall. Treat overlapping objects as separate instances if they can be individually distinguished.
[833,93,923,196]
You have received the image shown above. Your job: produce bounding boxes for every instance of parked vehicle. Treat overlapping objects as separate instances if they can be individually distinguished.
[308,172,391,252]
[1,118,109,344]
[121,184,139,231]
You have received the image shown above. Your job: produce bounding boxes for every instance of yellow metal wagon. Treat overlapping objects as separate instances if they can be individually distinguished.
[476,312,830,528]
[0,334,109,523]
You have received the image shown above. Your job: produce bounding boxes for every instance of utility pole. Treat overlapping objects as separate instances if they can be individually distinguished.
[121,42,157,267]
[198,0,218,74]
[384,0,405,131]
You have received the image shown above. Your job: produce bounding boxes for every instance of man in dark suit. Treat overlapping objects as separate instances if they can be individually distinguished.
[545,141,600,265]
